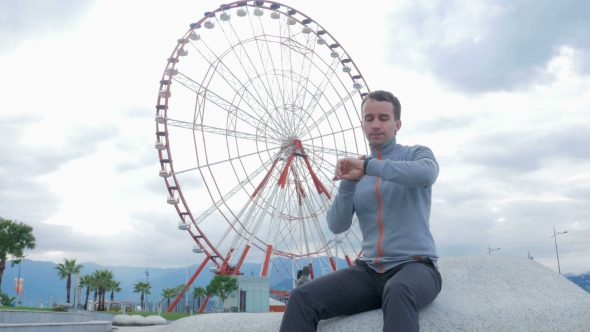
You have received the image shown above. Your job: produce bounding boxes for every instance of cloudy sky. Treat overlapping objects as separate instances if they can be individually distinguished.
[1,0,589,276]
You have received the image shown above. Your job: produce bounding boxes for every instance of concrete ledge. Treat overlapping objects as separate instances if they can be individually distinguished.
[163,256,590,332]
[71,310,119,322]
[0,320,112,332]
[0,310,94,324]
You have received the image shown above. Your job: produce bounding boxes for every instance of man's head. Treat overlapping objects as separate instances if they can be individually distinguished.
[302,265,310,277]
[361,90,402,147]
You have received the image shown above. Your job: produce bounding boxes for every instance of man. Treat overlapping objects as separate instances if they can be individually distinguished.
[279,90,441,332]
[296,266,310,287]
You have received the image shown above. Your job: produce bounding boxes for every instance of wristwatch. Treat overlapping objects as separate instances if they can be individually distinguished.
[363,157,373,175]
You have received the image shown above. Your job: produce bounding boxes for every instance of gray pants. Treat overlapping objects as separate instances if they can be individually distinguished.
[279,259,442,332]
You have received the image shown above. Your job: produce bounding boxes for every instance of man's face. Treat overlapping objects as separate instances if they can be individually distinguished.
[362,99,402,147]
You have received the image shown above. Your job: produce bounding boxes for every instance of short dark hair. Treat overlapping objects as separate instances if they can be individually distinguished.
[361,90,401,120]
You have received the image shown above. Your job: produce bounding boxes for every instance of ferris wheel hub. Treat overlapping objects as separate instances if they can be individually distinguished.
[281,137,298,147]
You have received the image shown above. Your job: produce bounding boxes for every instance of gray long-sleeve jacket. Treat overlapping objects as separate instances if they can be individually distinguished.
[327,136,439,273]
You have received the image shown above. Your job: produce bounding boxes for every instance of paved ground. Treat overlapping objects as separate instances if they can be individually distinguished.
[112,325,168,332]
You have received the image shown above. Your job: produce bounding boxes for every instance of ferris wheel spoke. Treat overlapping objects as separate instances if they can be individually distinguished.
[277,15,308,110]
[274,187,299,253]
[285,19,297,106]
[252,14,289,110]
[299,156,336,193]
[298,194,313,266]
[295,57,342,133]
[299,126,362,143]
[193,37,291,137]
[173,147,280,175]
[244,13,288,111]
[280,20,321,127]
[278,14,292,107]
[214,17,288,126]
[166,117,282,145]
[282,22,317,110]
[292,57,339,132]
[292,26,319,108]
[298,88,357,137]
[185,154,278,226]
[301,144,359,158]
[300,184,336,271]
[228,180,276,271]
[172,71,280,137]
[215,170,275,253]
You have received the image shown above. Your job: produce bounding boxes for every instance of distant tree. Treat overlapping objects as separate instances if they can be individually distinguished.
[0,292,20,306]
[0,292,10,306]
[100,270,114,311]
[107,280,122,303]
[78,274,95,310]
[0,218,36,290]
[192,286,206,312]
[161,287,177,310]
[92,269,114,311]
[54,258,84,304]
[133,281,152,310]
[206,274,238,312]
[92,278,99,309]
[174,283,189,312]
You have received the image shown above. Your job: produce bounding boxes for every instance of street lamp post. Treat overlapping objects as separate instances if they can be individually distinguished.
[15,255,27,307]
[145,268,149,311]
[16,260,22,307]
[487,245,500,255]
[551,226,568,275]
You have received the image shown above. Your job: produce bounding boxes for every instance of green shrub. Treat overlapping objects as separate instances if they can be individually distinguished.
[52,304,70,312]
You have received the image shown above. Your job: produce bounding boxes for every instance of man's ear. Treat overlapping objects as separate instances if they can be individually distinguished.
[396,120,402,133]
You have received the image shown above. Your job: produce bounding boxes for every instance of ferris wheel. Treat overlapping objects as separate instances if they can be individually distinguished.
[154,0,370,311]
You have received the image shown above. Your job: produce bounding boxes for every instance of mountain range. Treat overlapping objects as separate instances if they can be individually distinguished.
[564,273,590,293]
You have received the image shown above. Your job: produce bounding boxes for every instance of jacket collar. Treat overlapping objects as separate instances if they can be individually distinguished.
[369,135,396,159]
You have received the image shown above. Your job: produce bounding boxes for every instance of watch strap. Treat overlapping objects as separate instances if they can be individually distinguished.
[363,157,373,174]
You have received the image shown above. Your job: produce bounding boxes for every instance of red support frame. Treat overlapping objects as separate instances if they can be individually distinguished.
[166,256,210,312]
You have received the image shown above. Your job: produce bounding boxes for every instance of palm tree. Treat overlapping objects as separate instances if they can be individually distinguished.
[92,269,114,311]
[54,259,84,304]
[161,287,177,310]
[174,284,187,312]
[92,281,99,310]
[133,281,152,310]
[78,274,95,310]
[107,280,122,304]
[192,286,206,312]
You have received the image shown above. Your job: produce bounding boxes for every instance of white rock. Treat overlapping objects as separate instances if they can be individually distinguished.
[113,315,135,326]
[146,315,167,325]
[164,256,590,332]
[113,314,163,326]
